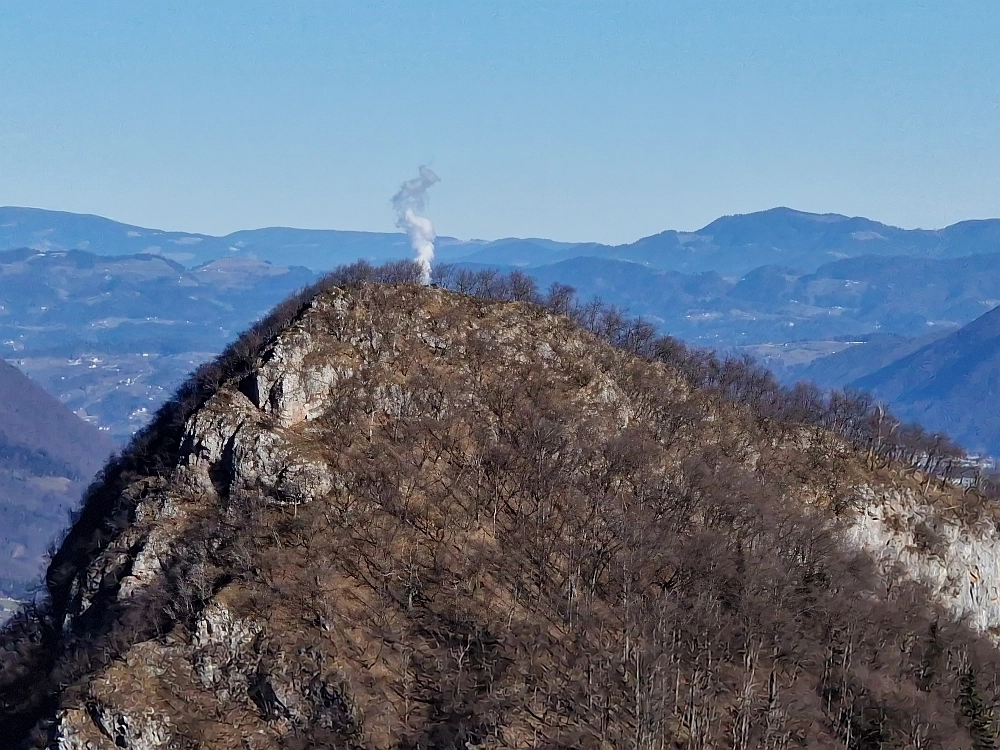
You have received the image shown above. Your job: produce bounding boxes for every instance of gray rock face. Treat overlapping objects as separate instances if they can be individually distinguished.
[56,705,174,750]
[191,602,264,704]
[848,485,1000,632]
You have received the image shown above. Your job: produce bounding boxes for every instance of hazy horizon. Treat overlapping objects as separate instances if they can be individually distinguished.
[1,2,998,243]
[5,202,1000,247]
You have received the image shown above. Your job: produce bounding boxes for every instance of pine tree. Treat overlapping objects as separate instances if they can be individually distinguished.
[961,667,998,750]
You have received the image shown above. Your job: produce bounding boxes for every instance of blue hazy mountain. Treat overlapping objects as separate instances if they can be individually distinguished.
[0,357,112,597]
[0,207,414,270]
[853,305,1000,456]
[609,209,1000,276]
[5,205,1000,276]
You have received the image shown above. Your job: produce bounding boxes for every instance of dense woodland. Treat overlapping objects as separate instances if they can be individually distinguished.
[2,261,1000,748]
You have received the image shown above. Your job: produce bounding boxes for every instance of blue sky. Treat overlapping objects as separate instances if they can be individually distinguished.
[0,1,998,243]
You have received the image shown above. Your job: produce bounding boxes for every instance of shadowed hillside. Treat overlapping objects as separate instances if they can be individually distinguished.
[0,358,112,597]
[856,305,1000,456]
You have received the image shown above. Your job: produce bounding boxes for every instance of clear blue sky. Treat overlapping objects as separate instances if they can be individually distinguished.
[1,1,998,243]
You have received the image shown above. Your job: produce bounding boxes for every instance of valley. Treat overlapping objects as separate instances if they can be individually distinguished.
[11,350,215,440]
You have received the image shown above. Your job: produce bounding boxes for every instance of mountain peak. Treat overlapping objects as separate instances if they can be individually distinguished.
[697,206,881,235]
[5,275,1000,746]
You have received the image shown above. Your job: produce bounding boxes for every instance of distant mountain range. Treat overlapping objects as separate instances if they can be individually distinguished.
[623,209,1000,275]
[5,205,1000,275]
[2,204,1000,455]
[0,357,111,597]
[13,204,1000,349]
[464,250,1000,348]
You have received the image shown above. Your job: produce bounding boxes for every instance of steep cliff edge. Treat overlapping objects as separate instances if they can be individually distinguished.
[4,281,1000,749]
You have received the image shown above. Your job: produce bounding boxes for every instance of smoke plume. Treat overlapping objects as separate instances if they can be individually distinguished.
[391,166,441,285]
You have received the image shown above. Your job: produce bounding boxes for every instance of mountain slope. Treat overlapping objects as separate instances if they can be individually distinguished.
[855,304,1000,455]
[5,279,1000,747]
[0,358,112,597]
[784,331,948,389]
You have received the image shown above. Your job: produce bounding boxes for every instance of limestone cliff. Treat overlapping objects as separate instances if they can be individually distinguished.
[850,484,1000,634]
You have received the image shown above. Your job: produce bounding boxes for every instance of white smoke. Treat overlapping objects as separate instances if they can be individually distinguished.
[391,166,441,284]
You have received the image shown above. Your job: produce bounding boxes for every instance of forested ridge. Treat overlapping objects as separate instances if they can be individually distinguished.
[2,261,1000,748]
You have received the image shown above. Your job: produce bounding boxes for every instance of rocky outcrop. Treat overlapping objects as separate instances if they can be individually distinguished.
[849,484,1000,633]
